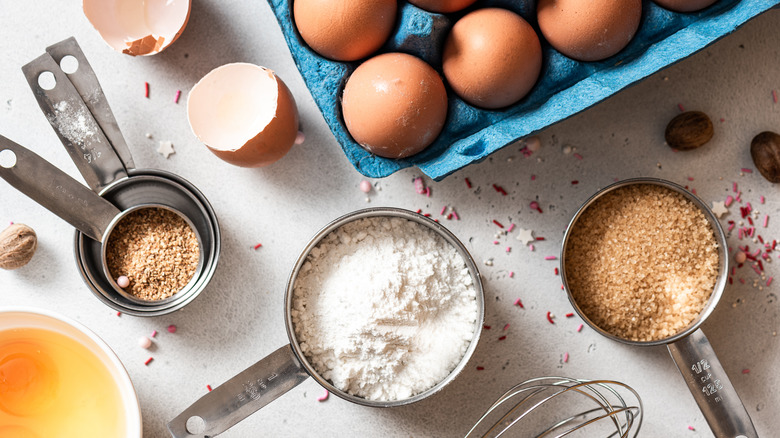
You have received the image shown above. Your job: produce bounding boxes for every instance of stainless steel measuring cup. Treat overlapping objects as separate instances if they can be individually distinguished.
[560,178,757,438]
[167,207,485,437]
[0,37,220,316]
[0,138,208,312]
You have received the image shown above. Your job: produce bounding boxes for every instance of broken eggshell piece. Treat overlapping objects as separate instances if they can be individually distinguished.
[82,0,191,56]
[187,63,300,167]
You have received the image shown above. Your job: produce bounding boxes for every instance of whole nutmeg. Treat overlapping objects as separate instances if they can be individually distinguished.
[665,111,714,150]
[751,131,780,183]
[0,223,38,270]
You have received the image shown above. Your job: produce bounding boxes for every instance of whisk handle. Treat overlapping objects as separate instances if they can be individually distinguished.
[667,329,757,438]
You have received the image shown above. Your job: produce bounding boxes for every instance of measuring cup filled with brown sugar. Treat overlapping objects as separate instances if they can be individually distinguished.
[0,37,220,316]
[561,178,757,438]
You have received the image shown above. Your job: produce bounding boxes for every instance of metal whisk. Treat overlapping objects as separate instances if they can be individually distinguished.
[466,377,643,438]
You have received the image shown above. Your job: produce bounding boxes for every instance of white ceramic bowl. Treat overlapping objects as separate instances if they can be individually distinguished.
[0,307,142,437]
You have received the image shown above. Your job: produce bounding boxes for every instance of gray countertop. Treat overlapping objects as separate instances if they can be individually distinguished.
[1,1,779,437]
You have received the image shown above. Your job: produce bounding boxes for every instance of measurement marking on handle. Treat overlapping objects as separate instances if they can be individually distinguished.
[691,359,724,402]
[235,373,280,403]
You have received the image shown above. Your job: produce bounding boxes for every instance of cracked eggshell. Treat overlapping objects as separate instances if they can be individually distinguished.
[82,0,191,56]
[187,63,300,168]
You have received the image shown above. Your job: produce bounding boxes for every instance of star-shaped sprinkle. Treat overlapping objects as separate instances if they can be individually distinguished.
[515,228,534,245]
[158,141,175,158]
[711,201,728,218]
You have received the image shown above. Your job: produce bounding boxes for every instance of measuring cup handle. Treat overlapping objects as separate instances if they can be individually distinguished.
[667,329,758,438]
[0,135,120,241]
[167,344,309,438]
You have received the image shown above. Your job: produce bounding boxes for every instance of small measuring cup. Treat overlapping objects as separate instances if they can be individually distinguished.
[0,138,212,315]
[560,178,757,438]
[167,207,485,437]
[0,37,219,316]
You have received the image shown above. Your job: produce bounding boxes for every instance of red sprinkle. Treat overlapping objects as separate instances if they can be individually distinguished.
[174,90,181,104]
[677,103,685,112]
[498,336,507,341]
[573,153,583,160]
[493,184,507,195]
[536,237,546,241]
[571,180,579,185]
[465,178,472,189]
[207,385,212,392]
[254,243,263,250]
[317,390,330,402]
[530,201,542,213]
[742,369,750,374]
[483,325,491,330]
[116,311,121,317]
[144,82,149,98]
[565,313,574,318]
[167,324,177,333]
[493,219,505,228]
[774,89,778,104]
[144,357,153,366]
[554,267,559,275]
[546,311,555,324]
[503,323,510,331]
[514,298,524,308]
[476,366,485,371]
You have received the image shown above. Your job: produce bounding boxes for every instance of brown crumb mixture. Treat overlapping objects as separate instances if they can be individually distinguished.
[106,207,199,301]
[564,184,719,342]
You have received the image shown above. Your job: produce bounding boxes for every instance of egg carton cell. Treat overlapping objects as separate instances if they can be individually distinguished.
[268,0,775,180]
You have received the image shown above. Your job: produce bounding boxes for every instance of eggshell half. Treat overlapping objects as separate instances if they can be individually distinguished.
[443,8,542,109]
[187,63,300,168]
[293,0,397,61]
[537,0,642,62]
[83,0,191,56]
[342,53,448,159]
[652,0,718,12]
[408,0,478,13]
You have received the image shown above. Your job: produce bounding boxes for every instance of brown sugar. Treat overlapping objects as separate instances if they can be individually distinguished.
[106,207,200,301]
[564,184,719,342]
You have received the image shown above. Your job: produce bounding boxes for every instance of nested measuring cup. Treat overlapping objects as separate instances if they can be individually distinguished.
[167,207,485,437]
[560,178,757,438]
[0,37,219,316]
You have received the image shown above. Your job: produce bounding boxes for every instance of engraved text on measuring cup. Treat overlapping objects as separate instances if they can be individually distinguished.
[235,373,279,403]
[691,359,723,402]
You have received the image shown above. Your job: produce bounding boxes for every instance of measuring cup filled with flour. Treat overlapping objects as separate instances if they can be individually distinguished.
[168,208,484,437]
[561,178,757,438]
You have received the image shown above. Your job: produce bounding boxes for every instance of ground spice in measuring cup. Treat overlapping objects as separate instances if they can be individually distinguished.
[105,207,200,301]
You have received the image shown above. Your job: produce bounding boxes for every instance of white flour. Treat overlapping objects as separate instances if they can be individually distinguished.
[291,216,478,401]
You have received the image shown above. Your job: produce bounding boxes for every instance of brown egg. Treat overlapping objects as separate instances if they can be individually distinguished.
[652,0,717,12]
[443,8,542,109]
[187,63,299,167]
[537,0,642,62]
[293,0,397,61]
[408,0,478,13]
[342,53,448,159]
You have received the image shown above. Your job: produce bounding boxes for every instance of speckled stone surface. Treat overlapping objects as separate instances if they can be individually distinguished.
[1,1,780,437]
[270,0,779,180]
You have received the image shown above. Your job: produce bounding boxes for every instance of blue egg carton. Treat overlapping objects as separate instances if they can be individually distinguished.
[267,0,779,180]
